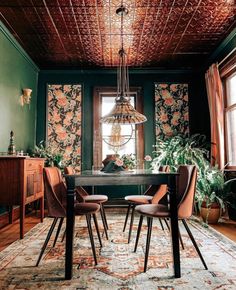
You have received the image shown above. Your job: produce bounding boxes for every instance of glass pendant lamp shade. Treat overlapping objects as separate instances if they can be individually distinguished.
[100,5,147,125]
[101,96,147,124]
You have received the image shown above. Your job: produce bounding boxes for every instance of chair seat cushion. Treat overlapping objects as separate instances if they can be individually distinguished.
[74,202,100,215]
[84,194,108,203]
[135,204,169,218]
[125,195,152,204]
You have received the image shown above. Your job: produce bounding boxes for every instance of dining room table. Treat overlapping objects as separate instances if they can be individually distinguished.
[64,169,180,280]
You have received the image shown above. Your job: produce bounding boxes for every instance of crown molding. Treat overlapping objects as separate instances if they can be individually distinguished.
[206,27,236,67]
[0,20,39,73]
[40,67,195,75]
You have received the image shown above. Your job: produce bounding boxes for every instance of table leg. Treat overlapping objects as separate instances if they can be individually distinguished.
[40,196,44,222]
[8,206,13,224]
[65,187,75,280]
[169,175,181,278]
[20,204,25,239]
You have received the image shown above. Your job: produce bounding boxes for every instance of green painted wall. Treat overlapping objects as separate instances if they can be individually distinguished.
[0,21,39,153]
[0,21,39,214]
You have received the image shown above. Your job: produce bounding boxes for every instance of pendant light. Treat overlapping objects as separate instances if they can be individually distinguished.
[100,4,147,125]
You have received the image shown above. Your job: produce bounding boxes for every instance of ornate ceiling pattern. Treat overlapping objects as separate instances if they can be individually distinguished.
[0,0,235,69]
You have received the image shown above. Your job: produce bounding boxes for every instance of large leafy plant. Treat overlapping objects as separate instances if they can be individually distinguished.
[151,134,209,172]
[151,134,225,209]
[196,165,225,210]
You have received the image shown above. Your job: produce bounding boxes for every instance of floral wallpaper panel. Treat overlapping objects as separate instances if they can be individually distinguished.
[47,84,82,172]
[155,83,189,139]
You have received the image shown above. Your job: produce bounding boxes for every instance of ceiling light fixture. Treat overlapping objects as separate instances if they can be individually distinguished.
[100,4,147,125]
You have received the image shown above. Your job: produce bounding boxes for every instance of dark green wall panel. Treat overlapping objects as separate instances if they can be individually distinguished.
[0,22,39,153]
[0,22,39,214]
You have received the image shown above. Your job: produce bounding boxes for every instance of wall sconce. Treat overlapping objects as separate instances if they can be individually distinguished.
[20,88,32,106]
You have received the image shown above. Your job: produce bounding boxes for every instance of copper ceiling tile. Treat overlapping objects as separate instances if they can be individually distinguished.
[0,0,235,68]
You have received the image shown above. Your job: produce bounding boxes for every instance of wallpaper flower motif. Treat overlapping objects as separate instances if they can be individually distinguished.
[155,83,189,139]
[47,84,82,172]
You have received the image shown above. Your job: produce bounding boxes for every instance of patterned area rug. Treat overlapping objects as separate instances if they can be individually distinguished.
[0,209,236,290]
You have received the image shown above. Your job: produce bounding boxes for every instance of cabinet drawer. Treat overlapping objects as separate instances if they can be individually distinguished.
[25,160,44,171]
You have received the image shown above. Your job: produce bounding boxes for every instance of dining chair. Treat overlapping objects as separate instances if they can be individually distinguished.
[123,165,169,243]
[36,167,102,266]
[134,165,208,272]
[64,166,109,239]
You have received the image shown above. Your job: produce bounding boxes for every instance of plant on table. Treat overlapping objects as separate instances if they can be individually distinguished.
[120,153,136,170]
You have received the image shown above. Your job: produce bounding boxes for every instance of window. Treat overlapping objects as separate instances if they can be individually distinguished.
[93,87,144,169]
[224,72,236,167]
[101,96,136,160]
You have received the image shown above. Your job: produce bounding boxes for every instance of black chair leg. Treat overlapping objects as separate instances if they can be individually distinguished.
[128,205,135,243]
[182,219,208,270]
[93,214,103,248]
[100,208,109,240]
[159,218,164,230]
[61,229,66,242]
[123,203,131,232]
[178,226,185,250]
[53,217,64,247]
[163,218,170,231]
[144,217,153,272]
[86,214,97,265]
[101,204,109,230]
[134,215,143,252]
[36,218,58,266]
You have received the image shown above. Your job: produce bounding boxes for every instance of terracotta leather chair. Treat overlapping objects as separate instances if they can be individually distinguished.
[123,165,169,243]
[36,167,102,266]
[64,166,109,239]
[134,165,208,272]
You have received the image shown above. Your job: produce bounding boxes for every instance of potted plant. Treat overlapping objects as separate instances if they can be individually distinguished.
[151,134,226,223]
[223,178,236,221]
[30,141,63,168]
[196,166,225,224]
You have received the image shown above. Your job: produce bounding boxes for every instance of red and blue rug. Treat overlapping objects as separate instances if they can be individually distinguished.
[0,209,236,289]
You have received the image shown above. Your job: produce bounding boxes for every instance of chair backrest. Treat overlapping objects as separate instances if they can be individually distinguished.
[64,166,74,175]
[144,165,169,197]
[177,165,197,219]
[151,165,170,204]
[43,167,67,218]
[64,166,88,202]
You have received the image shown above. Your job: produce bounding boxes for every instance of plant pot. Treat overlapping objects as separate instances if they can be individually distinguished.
[200,202,221,224]
[227,205,236,221]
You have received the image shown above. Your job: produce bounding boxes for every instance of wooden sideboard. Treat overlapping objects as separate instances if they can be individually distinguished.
[0,156,44,238]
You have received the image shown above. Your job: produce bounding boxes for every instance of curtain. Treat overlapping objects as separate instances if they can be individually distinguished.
[205,63,225,169]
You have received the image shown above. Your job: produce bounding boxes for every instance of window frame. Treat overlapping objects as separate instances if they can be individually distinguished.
[93,87,144,169]
[221,54,236,169]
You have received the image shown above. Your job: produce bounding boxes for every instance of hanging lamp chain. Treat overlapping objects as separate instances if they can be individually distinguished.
[116,3,130,101]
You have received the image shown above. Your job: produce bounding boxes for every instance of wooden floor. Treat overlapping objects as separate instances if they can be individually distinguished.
[0,212,235,252]
[211,217,236,242]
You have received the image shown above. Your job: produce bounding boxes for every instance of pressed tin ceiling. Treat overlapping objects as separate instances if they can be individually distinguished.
[0,0,235,69]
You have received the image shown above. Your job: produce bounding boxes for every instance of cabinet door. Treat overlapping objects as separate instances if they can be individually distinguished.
[26,172,35,197]
[25,160,44,201]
